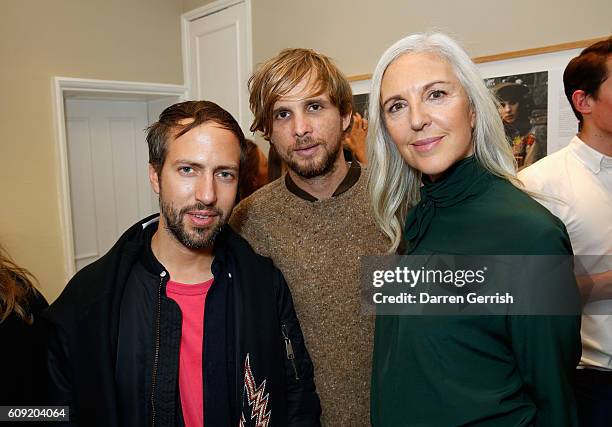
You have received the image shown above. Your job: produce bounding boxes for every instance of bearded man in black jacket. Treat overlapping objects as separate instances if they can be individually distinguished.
[45,101,321,427]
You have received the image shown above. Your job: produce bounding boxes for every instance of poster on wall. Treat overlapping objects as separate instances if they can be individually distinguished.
[476,46,584,157]
[485,71,548,169]
[353,93,369,119]
[350,78,371,119]
[345,79,372,163]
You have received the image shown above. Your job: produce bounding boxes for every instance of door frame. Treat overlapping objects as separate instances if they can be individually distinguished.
[181,0,253,101]
[52,76,187,279]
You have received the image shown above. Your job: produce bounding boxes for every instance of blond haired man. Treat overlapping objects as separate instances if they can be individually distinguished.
[230,49,388,425]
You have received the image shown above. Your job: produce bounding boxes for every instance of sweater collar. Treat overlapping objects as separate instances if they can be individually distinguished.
[403,155,492,253]
[284,149,361,202]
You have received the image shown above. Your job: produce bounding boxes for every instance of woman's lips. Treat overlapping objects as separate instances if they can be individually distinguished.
[411,136,443,152]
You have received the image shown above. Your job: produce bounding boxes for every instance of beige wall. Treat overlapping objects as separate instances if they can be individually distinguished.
[0,0,184,302]
[182,0,217,13]
[252,0,611,76]
[1,0,610,303]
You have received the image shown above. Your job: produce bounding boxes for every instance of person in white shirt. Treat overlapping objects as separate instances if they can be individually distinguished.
[519,37,612,427]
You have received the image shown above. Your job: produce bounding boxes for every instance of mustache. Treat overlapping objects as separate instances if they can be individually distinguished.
[294,136,324,149]
[179,202,223,216]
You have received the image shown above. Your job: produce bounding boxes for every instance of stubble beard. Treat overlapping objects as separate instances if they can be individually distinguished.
[283,135,343,179]
[159,198,226,250]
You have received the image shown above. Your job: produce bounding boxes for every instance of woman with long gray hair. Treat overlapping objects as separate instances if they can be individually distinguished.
[367,32,581,426]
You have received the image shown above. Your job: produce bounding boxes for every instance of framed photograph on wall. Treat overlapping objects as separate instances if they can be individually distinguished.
[473,40,602,165]
[483,70,549,169]
[349,75,371,119]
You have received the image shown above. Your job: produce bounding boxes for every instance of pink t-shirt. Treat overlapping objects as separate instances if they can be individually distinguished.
[166,278,214,427]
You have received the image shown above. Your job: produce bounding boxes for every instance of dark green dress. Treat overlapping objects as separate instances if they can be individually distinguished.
[371,156,581,426]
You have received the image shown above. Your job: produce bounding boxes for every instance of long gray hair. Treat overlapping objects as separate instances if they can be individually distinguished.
[366,32,518,252]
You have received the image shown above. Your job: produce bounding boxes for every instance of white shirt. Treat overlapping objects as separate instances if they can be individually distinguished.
[519,136,612,369]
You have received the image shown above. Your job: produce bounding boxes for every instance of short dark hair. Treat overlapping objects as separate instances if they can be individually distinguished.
[146,100,247,174]
[563,37,612,126]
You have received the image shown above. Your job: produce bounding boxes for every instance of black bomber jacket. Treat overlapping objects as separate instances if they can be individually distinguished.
[44,214,321,426]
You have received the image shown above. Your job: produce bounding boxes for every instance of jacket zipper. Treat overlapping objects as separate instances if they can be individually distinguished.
[150,270,167,427]
[281,324,300,381]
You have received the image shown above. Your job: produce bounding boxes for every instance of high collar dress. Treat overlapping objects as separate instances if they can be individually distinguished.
[371,156,582,426]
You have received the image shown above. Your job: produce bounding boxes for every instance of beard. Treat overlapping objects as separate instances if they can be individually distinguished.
[159,199,227,250]
[283,135,343,179]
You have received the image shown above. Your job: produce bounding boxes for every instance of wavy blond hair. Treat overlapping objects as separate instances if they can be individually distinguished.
[248,48,353,140]
[366,32,519,252]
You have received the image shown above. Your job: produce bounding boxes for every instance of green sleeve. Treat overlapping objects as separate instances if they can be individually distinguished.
[508,315,581,426]
[508,222,581,426]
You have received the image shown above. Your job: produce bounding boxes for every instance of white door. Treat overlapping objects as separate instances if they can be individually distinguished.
[65,98,158,271]
[186,1,251,133]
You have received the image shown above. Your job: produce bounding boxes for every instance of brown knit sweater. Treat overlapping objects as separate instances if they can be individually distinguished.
[230,168,389,426]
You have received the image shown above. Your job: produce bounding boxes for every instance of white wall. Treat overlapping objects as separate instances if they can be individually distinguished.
[0,0,184,301]
[251,0,610,76]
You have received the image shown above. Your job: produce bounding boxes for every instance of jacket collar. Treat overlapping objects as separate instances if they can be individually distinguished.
[139,215,232,277]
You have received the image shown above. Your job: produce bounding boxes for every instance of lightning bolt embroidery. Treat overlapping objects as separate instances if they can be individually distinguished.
[239,353,271,427]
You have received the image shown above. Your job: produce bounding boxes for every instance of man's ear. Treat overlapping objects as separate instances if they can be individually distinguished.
[342,111,352,132]
[571,90,592,116]
[149,163,160,194]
